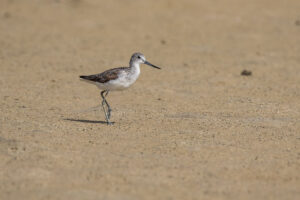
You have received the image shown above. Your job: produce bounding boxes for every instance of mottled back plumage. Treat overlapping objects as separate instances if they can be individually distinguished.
[80,67,129,83]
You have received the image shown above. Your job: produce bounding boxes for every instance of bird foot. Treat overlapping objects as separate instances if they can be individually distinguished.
[106,121,114,125]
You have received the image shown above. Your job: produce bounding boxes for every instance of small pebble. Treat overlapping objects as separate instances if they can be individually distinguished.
[241,70,252,76]
[3,12,11,18]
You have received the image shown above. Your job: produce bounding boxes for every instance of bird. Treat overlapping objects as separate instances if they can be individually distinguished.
[79,52,161,125]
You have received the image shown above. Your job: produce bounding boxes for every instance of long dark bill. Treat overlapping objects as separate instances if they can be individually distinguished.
[144,61,161,69]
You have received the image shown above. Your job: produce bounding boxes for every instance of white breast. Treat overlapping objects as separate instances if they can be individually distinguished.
[99,64,141,91]
[126,63,140,84]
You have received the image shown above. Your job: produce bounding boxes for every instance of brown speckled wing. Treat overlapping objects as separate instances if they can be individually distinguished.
[80,67,127,83]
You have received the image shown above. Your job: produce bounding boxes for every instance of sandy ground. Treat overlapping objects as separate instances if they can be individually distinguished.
[0,0,300,199]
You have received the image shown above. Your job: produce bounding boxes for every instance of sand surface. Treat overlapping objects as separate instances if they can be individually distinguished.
[0,0,300,199]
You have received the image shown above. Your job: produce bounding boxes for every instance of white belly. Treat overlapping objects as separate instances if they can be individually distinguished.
[81,64,141,91]
[96,68,140,91]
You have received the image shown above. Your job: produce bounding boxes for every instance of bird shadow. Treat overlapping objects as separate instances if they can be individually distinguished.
[63,118,114,124]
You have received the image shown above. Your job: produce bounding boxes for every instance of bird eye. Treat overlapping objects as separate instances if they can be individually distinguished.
[137,56,141,59]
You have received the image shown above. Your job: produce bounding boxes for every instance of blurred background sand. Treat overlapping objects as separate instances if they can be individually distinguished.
[0,0,299,199]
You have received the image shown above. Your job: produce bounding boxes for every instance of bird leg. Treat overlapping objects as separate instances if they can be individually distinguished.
[100,90,112,125]
[104,91,112,119]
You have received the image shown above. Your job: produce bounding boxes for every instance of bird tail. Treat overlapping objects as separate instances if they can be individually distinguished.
[79,75,89,79]
[79,75,98,86]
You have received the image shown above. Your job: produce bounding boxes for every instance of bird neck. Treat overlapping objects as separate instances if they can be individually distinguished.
[129,62,141,77]
[129,62,141,75]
